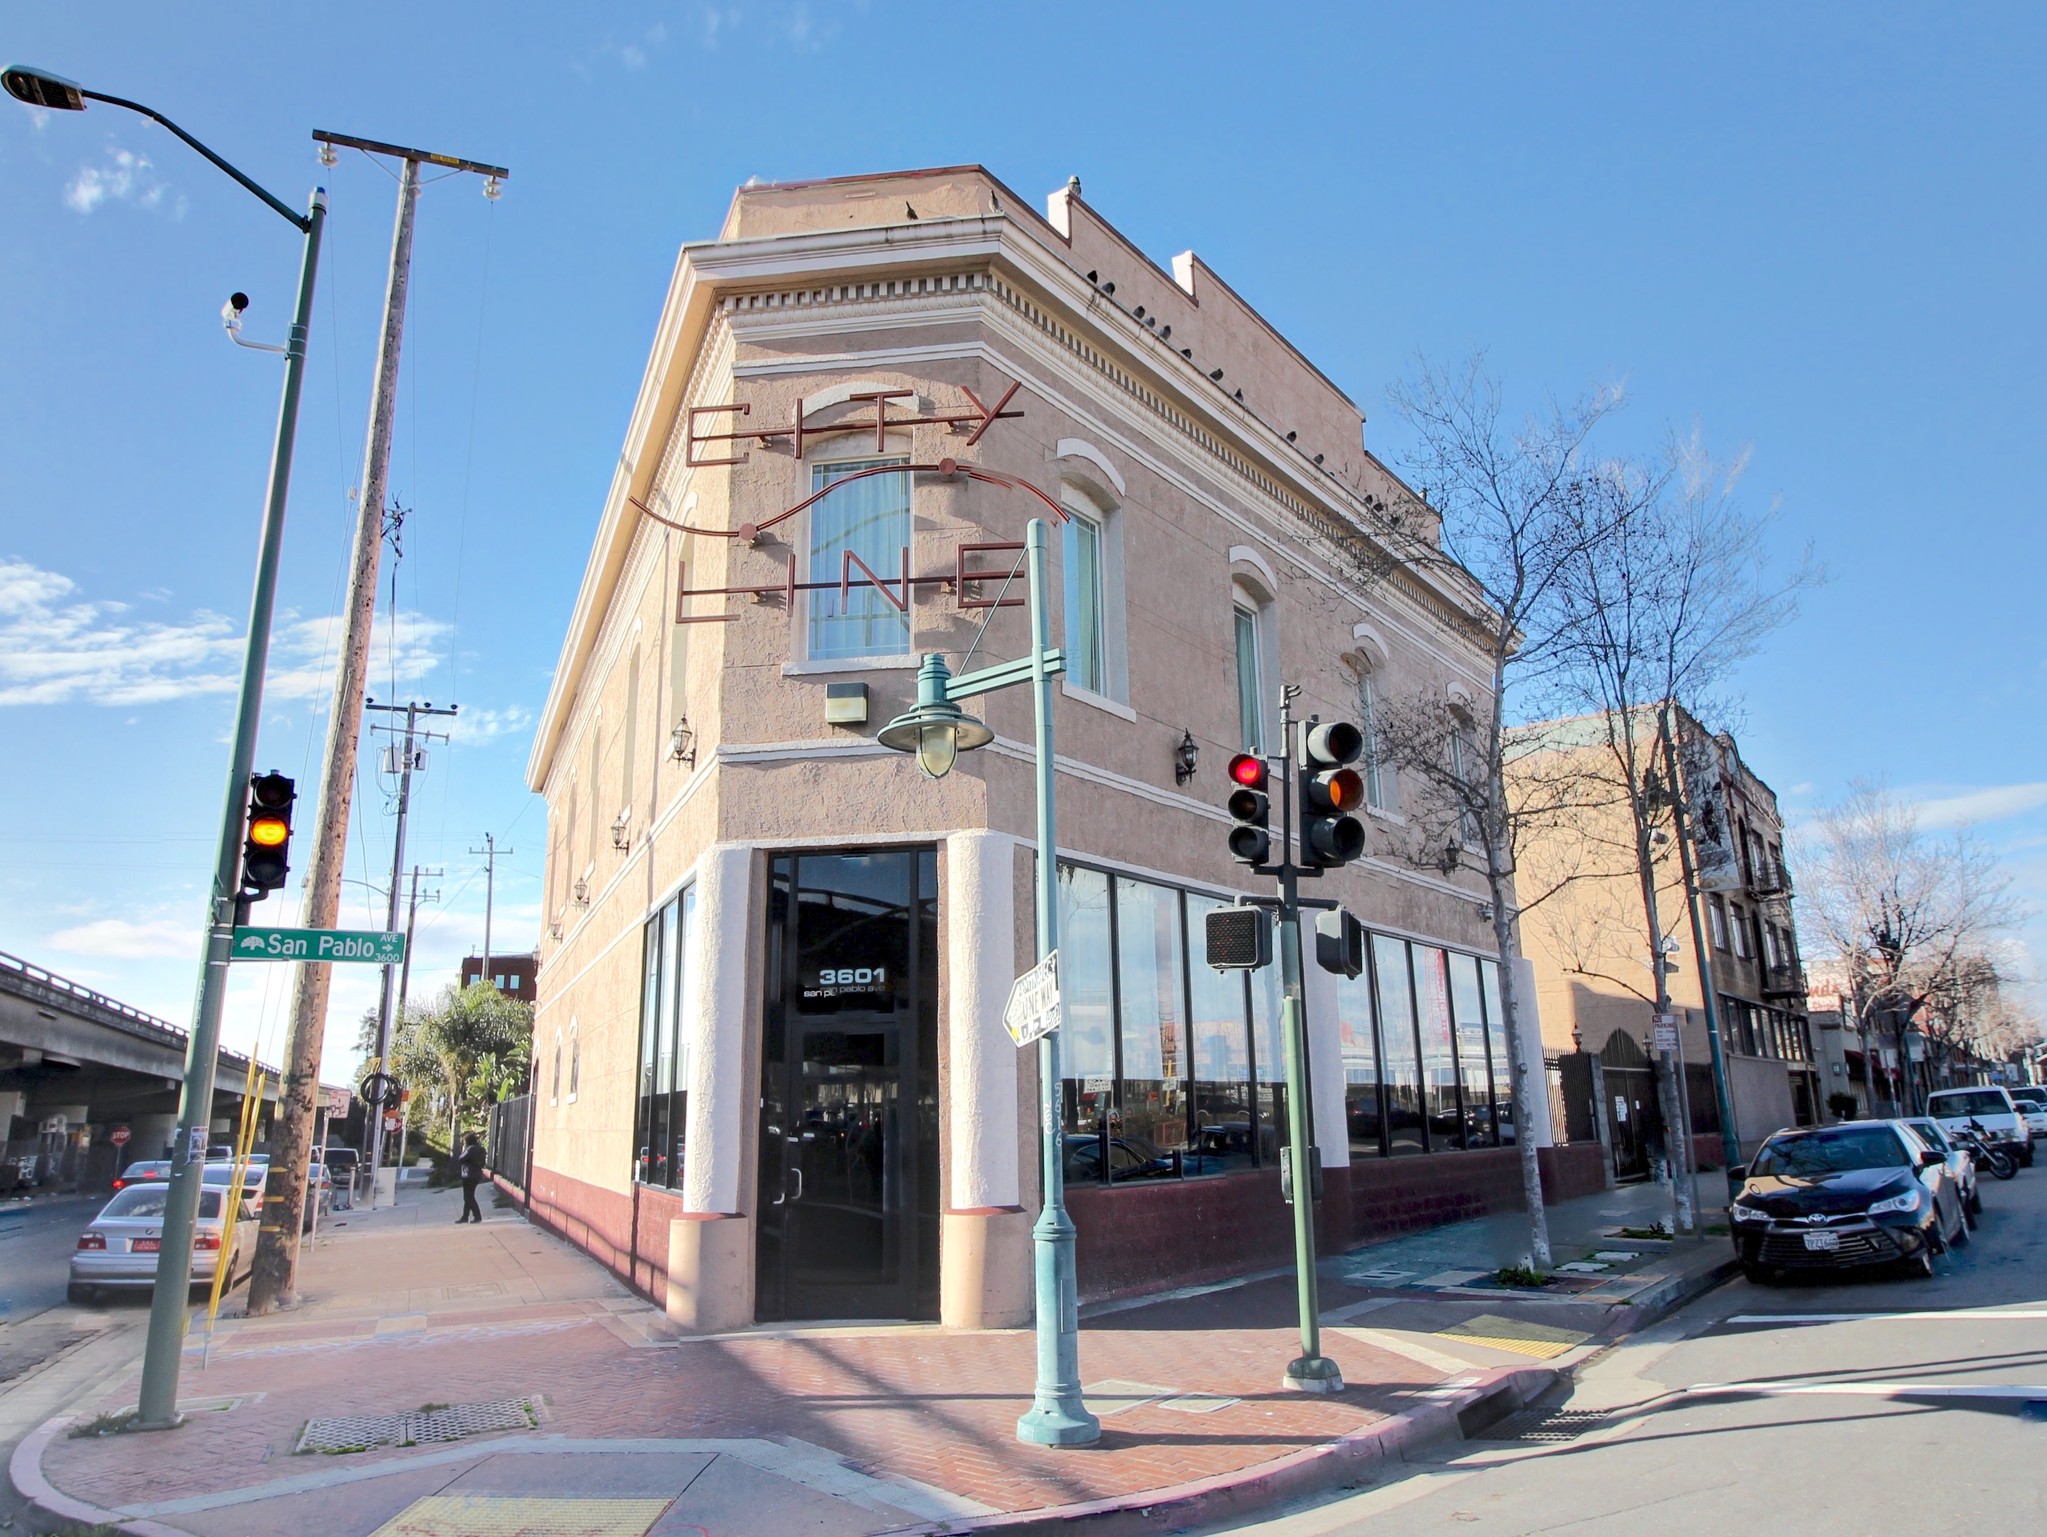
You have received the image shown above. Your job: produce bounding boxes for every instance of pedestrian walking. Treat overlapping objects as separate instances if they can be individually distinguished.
[458,1131,487,1224]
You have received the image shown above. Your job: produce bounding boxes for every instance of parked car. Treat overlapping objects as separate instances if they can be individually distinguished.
[68,1184,254,1303]
[2010,1099,2047,1141]
[2008,1086,2047,1113]
[1926,1087,2033,1167]
[1901,1116,1981,1220]
[1729,1120,1968,1283]
[111,1159,170,1193]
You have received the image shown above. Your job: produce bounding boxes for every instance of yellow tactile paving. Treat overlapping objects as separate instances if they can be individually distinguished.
[1436,1313,1592,1361]
[369,1494,672,1537]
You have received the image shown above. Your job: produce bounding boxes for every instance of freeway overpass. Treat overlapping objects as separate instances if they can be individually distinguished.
[0,949,279,1194]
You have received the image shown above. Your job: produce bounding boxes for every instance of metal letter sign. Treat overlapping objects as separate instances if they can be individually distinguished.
[1003,950,1063,1048]
[231,926,407,964]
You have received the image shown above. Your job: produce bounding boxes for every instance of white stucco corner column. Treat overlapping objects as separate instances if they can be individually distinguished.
[941,829,1030,1328]
[1512,954,1556,1148]
[1300,951,1349,1170]
[669,842,754,1334]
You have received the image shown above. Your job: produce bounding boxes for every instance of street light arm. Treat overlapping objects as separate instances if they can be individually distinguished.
[80,88,308,231]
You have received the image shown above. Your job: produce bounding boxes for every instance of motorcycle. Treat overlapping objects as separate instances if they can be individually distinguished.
[1954,1120,2018,1181]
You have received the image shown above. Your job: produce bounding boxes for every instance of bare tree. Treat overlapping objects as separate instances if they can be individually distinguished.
[1545,436,1813,1230]
[1368,358,1643,1268]
[1800,783,2020,1114]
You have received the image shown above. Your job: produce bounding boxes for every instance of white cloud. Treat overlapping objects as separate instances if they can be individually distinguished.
[46,917,194,959]
[1912,783,2047,830]
[0,557,449,709]
[447,705,535,745]
[65,145,183,218]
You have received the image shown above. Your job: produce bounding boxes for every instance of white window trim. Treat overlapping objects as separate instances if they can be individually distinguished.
[1061,680,1137,721]
[1060,485,1129,704]
[1230,573,1277,756]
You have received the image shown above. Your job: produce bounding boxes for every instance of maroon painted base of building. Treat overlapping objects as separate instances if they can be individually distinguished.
[504,1144,1611,1315]
[1068,1145,1611,1304]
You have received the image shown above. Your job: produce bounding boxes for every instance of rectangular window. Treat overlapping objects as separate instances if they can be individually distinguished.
[1335,964,1383,1157]
[1234,605,1263,754]
[1112,878,1188,1159]
[1250,951,1288,1159]
[1730,906,1751,959]
[1480,960,1514,1145]
[1063,512,1105,694]
[1373,934,1424,1155]
[1057,864,1117,1144]
[808,457,911,660]
[633,884,694,1189]
[1709,895,1729,951]
[1449,725,1480,845]
[1448,952,1494,1147]
[1186,892,1256,1176]
[622,645,640,811]
[1413,945,1462,1149]
[1357,670,1386,809]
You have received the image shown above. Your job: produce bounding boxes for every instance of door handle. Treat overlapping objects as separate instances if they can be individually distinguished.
[788,1167,804,1203]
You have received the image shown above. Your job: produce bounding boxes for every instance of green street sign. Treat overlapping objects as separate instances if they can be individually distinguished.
[230,926,406,964]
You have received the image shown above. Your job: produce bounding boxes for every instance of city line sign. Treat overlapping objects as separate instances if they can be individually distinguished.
[231,927,406,964]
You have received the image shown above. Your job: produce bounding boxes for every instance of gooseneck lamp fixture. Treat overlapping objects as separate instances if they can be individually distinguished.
[877,654,994,780]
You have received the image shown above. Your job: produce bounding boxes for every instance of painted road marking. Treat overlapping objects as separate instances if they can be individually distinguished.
[1726,1309,2047,1325]
[1690,1380,2047,1399]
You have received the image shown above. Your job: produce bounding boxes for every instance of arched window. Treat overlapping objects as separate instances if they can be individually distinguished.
[1230,571,1276,756]
[550,1030,563,1106]
[567,1022,581,1103]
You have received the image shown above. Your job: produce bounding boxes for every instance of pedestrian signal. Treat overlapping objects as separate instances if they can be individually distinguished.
[1205,905,1271,971]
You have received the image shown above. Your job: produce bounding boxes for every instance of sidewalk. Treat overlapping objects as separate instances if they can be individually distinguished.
[12,1175,1734,1537]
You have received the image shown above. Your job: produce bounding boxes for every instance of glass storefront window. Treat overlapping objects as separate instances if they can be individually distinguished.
[1057,864,1117,1141]
[1449,951,1494,1147]
[633,884,695,1190]
[1335,967,1383,1157]
[1185,892,1256,1176]
[1481,959,1514,1144]
[1413,945,1462,1150]
[1113,878,1189,1161]
[1374,934,1425,1155]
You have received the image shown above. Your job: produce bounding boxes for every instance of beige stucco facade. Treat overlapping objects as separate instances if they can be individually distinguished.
[1512,710,1814,1168]
[522,167,1560,1330]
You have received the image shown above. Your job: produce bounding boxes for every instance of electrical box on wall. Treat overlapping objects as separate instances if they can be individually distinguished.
[824,682,869,726]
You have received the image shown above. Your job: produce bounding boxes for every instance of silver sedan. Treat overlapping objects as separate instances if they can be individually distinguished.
[67,1183,255,1304]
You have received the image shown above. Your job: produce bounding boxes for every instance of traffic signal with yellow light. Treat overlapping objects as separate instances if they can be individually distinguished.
[240,771,296,898]
[1226,753,1271,866]
[1299,722,1366,869]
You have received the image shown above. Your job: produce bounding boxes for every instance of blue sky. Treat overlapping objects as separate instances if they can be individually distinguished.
[3,3,2042,1075]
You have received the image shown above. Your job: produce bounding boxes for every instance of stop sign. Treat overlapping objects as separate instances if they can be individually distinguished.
[110,1126,131,1147]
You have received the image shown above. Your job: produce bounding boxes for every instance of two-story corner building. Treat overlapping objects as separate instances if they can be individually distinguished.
[519,166,1604,1335]
[1513,708,1816,1178]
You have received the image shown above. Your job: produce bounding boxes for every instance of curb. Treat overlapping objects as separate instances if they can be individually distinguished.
[879,1363,1560,1537]
[1599,1251,1741,1337]
[10,1410,191,1537]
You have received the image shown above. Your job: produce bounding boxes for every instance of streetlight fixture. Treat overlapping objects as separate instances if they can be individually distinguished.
[876,517,1098,1447]
[6,62,327,1432]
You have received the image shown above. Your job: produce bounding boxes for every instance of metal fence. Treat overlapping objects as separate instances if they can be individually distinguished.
[487,1092,534,1197]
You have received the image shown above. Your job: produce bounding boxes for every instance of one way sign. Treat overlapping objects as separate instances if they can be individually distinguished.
[1002,950,1063,1048]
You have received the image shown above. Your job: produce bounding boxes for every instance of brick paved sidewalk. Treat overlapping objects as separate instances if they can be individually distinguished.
[15,1179,1734,1537]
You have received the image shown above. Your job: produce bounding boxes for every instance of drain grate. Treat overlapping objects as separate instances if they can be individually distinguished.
[1475,1405,1609,1443]
[297,1396,539,1455]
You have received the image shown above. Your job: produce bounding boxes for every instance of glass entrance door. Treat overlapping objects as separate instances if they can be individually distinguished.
[757,849,938,1322]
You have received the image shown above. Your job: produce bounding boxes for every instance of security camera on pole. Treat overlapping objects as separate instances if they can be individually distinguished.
[1206,685,1367,1393]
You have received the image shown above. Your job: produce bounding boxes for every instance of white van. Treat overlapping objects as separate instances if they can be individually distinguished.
[1927,1086,2033,1168]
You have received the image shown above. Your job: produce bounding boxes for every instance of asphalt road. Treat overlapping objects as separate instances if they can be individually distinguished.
[1224,1161,2047,1537]
[0,1196,101,1330]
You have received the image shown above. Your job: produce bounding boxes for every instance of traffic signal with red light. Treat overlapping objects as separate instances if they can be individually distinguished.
[240,771,296,898]
[1226,753,1271,866]
[1299,722,1366,869]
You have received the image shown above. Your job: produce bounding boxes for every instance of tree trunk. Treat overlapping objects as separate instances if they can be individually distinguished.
[1633,820,1696,1234]
[1486,868,1552,1269]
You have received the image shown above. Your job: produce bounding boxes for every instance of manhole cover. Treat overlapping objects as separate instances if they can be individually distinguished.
[297,1396,539,1455]
[1475,1406,1609,1442]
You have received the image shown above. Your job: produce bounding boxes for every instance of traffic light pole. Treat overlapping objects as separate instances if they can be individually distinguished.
[1273,689,1342,1394]
[136,187,326,1431]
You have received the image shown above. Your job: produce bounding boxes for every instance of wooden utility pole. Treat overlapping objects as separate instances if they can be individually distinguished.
[469,833,511,987]
[247,134,506,1316]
